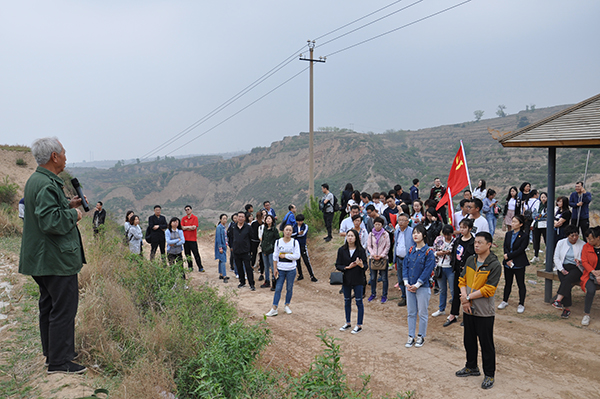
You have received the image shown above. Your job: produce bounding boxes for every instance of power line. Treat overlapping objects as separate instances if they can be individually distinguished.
[325,0,472,58]
[163,66,310,157]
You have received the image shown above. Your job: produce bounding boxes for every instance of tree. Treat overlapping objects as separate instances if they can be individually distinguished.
[517,116,530,128]
[473,110,484,122]
[496,105,507,117]
[530,103,536,112]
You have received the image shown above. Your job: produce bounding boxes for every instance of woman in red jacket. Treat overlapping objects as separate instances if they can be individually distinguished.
[581,226,600,326]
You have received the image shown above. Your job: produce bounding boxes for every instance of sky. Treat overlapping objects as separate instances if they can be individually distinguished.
[1,0,599,164]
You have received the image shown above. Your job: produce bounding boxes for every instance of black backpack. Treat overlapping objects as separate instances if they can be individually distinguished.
[332,195,340,212]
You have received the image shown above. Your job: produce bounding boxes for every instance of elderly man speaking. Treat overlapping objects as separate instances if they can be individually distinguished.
[19,137,87,374]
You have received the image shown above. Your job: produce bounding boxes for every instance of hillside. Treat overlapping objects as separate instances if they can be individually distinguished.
[68,104,600,221]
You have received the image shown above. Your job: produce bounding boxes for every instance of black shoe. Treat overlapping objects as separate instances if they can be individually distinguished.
[223,277,229,283]
[270,284,276,292]
[455,366,481,377]
[481,376,495,389]
[339,288,343,294]
[258,274,264,281]
[443,317,457,327]
[250,286,256,291]
[397,298,407,307]
[238,283,246,288]
[460,321,464,327]
[47,361,86,375]
[219,275,224,279]
[561,309,571,319]
[310,276,318,282]
[297,275,304,281]
[324,237,332,242]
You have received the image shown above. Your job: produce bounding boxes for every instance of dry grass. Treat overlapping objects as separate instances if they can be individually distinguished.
[0,207,21,237]
[0,145,30,153]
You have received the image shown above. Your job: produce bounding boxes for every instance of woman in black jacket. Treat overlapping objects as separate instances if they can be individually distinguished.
[339,183,354,228]
[336,229,368,334]
[498,214,530,313]
[424,207,443,246]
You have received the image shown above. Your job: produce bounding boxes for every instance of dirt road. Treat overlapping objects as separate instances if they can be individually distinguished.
[192,234,600,399]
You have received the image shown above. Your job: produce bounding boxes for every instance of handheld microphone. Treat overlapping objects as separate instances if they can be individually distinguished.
[70,178,90,212]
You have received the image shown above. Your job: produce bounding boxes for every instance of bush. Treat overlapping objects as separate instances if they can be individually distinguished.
[0,205,22,237]
[15,158,26,166]
[0,176,18,205]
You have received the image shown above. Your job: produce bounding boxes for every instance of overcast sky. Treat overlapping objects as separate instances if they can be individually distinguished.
[1,0,598,163]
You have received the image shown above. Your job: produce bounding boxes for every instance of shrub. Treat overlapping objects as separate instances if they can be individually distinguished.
[0,176,19,205]
[0,205,22,237]
[16,158,26,166]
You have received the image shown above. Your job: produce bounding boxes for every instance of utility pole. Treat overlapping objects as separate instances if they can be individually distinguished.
[300,40,325,199]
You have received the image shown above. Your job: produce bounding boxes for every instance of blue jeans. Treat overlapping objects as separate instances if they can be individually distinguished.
[407,286,431,338]
[273,268,296,307]
[395,256,406,299]
[218,260,227,277]
[262,253,274,282]
[370,267,388,297]
[486,213,497,236]
[343,284,364,325]
[437,267,454,312]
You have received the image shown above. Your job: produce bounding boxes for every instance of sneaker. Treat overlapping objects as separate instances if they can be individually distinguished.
[297,275,304,281]
[219,275,224,279]
[443,317,457,327]
[265,308,278,317]
[284,306,292,314]
[517,304,525,314]
[432,310,446,317]
[258,274,264,281]
[433,287,440,295]
[351,326,362,334]
[481,375,495,390]
[405,336,415,348]
[199,268,205,273]
[368,294,376,302]
[310,276,318,282]
[561,309,571,319]
[47,361,86,375]
[261,281,270,288]
[397,298,407,307]
[497,301,508,309]
[324,237,332,242]
[552,300,563,309]
[223,277,229,283]
[415,335,424,347]
[582,315,590,326]
[381,296,387,304]
[250,286,256,291]
[270,284,276,292]
[530,256,540,263]
[238,283,246,289]
[339,323,352,331]
[455,366,481,377]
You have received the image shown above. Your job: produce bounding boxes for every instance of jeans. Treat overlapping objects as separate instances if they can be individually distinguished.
[485,213,497,236]
[406,285,431,338]
[343,284,364,325]
[262,253,274,282]
[438,267,454,312]
[395,256,406,298]
[370,267,388,297]
[584,279,598,314]
[218,260,227,277]
[273,268,297,306]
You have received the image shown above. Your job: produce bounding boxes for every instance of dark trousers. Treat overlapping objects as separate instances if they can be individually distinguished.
[323,212,334,238]
[557,263,582,307]
[229,248,235,271]
[250,241,260,267]
[297,244,315,278]
[584,279,598,314]
[439,205,448,224]
[32,275,78,366]
[502,267,526,305]
[450,266,462,316]
[571,218,590,242]
[532,227,546,257]
[184,241,203,270]
[463,313,495,377]
[234,253,254,287]
[150,239,166,260]
[343,284,364,325]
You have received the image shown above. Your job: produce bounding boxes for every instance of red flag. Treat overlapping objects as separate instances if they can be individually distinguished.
[436,142,471,211]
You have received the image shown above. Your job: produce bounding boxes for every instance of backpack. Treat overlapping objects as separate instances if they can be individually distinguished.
[279,212,290,231]
[332,195,340,212]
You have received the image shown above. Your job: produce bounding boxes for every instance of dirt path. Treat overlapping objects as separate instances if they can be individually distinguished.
[192,234,600,399]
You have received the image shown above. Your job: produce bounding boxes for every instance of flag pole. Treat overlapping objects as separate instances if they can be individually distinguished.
[460,140,473,192]
[447,187,454,226]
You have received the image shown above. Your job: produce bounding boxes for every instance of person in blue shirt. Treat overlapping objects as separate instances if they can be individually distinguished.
[410,179,420,202]
[293,214,318,282]
[569,181,592,240]
[281,204,297,230]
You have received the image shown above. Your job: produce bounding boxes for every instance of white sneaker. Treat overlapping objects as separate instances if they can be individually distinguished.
[265,308,278,317]
[530,256,539,263]
[517,304,525,314]
[539,250,544,253]
[582,315,590,326]
[432,310,446,317]
[339,323,352,331]
[415,335,425,348]
[284,305,292,314]
[351,326,362,334]
[498,301,508,309]
[405,336,415,348]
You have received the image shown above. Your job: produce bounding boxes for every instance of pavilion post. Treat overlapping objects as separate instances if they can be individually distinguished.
[544,146,556,303]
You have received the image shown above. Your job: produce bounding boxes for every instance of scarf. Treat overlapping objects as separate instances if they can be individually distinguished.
[372,227,385,245]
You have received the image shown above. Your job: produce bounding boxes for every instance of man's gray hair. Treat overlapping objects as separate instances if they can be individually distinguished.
[31,137,62,165]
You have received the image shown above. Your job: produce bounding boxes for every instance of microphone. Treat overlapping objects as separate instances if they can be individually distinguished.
[71,178,90,212]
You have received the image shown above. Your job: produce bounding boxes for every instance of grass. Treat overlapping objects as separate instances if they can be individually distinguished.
[0,145,30,153]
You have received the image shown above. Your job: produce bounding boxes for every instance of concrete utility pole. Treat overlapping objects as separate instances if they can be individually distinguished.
[300,40,325,199]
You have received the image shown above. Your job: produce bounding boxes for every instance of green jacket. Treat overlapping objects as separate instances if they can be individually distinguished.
[261,226,280,255]
[19,167,86,276]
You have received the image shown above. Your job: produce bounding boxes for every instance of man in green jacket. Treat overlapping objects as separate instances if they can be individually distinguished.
[19,137,87,375]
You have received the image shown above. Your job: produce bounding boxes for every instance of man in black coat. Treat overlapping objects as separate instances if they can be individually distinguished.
[232,211,255,290]
[148,205,168,260]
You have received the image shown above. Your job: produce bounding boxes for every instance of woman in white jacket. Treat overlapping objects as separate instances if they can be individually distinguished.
[552,225,585,319]
[265,225,301,316]
[127,215,143,255]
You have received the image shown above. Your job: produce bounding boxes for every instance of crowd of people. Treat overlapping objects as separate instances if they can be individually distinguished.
[119,177,596,391]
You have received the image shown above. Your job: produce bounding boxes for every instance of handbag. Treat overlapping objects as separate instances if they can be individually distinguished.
[434,265,443,280]
[370,257,387,271]
[329,271,343,285]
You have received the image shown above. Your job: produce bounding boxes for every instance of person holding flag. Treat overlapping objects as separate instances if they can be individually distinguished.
[436,142,472,228]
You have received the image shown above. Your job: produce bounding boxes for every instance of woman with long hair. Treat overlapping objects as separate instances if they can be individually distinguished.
[432,224,455,318]
[337,229,368,334]
[518,182,532,214]
[346,190,361,214]
[498,215,530,313]
[482,189,498,235]
[165,217,185,266]
[339,183,354,228]
[503,186,519,231]
[411,200,424,225]
[215,214,229,282]
[402,224,436,347]
[554,196,572,242]
[472,179,487,200]
[423,207,443,246]
[531,192,548,262]
[261,214,279,290]
[127,214,143,255]
[265,224,301,317]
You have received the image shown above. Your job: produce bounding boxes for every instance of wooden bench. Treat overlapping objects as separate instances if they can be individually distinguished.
[537,269,560,282]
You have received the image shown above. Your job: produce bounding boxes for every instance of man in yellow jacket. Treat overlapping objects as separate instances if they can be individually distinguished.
[456,231,502,390]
